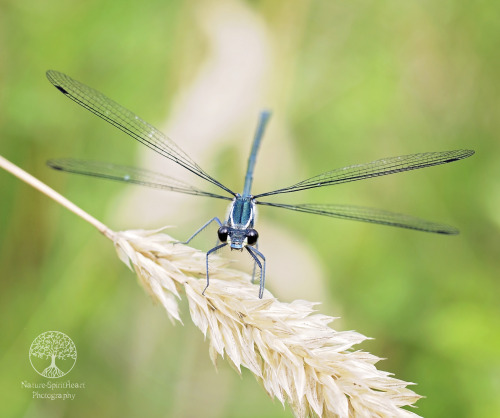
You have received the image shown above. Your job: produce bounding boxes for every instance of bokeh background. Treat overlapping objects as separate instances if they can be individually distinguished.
[1,0,498,417]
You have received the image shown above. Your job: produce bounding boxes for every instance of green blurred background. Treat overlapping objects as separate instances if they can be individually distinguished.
[1,0,498,417]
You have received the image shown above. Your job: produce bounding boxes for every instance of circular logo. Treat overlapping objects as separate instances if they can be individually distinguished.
[29,331,77,378]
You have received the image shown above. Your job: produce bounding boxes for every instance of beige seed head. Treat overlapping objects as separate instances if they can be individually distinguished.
[113,228,422,417]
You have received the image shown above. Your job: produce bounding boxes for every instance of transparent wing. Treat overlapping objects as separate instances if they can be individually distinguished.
[48,159,233,201]
[256,201,459,234]
[254,150,474,198]
[46,70,235,197]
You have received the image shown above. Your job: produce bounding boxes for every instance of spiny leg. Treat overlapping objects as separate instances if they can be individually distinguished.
[203,243,228,295]
[176,217,223,245]
[250,242,259,284]
[246,246,266,298]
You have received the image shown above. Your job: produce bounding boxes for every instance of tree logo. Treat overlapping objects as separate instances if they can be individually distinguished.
[29,331,77,378]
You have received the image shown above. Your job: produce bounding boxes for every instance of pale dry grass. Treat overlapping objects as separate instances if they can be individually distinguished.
[114,228,422,417]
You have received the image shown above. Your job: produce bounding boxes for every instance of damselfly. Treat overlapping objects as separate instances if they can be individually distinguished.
[46,70,474,298]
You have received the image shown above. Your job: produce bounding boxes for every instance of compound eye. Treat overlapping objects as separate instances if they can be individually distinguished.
[246,228,258,245]
[218,226,229,242]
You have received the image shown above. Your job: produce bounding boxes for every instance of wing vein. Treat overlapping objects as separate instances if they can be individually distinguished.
[256,201,459,234]
[254,150,474,198]
[46,70,235,196]
[47,159,233,201]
